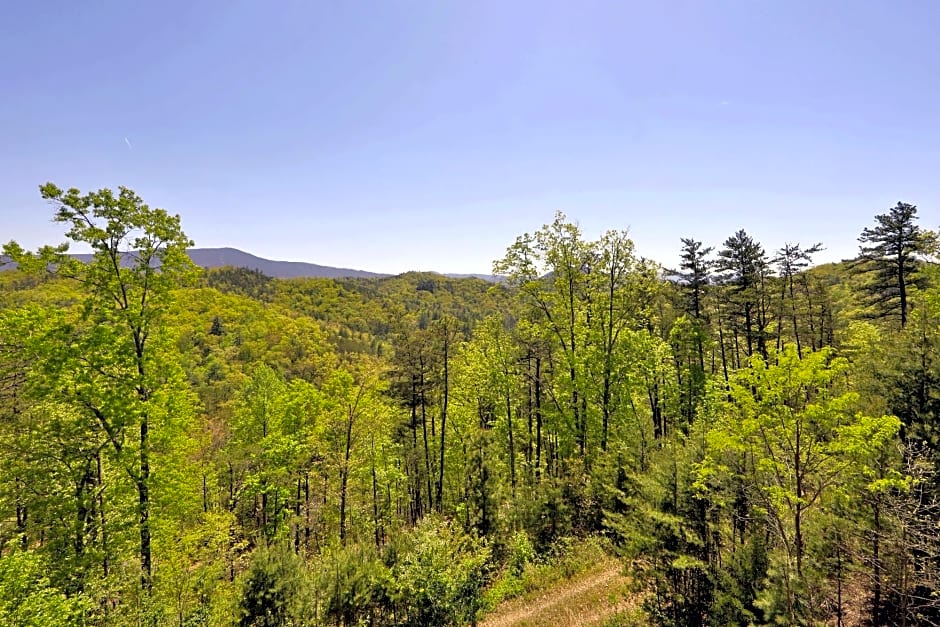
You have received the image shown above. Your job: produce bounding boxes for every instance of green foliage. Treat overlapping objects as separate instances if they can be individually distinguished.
[238,544,314,626]
[205,266,275,302]
[482,535,610,612]
[318,544,392,626]
[0,551,90,626]
[2,194,936,625]
[393,517,492,626]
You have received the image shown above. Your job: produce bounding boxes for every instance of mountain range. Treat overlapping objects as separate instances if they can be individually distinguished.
[183,248,387,279]
[4,247,500,281]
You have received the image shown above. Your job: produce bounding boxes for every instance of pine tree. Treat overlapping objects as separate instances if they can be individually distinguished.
[715,230,770,361]
[856,202,929,328]
[772,242,822,357]
[677,238,713,321]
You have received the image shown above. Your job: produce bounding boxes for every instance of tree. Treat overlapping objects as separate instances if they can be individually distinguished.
[856,202,930,328]
[494,212,593,459]
[586,230,656,450]
[4,183,197,591]
[226,364,293,543]
[772,242,822,357]
[698,346,902,623]
[674,238,713,420]
[0,550,90,625]
[715,230,770,362]
[677,238,713,322]
[322,362,389,546]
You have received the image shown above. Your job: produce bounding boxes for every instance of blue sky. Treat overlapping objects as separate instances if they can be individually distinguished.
[2,1,938,273]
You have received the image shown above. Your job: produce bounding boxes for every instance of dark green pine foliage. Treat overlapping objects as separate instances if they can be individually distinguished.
[209,315,225,336]
[673,238,712,422]
[239,544,313,627]
[772,242,822,357]
[715,230,770,361]
[855,202,929,328]
[677,238,713,321]
[205,266,276,302]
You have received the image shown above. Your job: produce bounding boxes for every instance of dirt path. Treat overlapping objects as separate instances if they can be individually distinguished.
[480,559,639,627]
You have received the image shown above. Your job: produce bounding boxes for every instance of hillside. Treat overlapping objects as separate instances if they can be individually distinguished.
[2,200,940,626]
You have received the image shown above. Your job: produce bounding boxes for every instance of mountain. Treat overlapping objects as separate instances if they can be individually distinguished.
[2,247,503,280]
[442,273,504,282]
[181,248,388,279]
[187,249,503,280]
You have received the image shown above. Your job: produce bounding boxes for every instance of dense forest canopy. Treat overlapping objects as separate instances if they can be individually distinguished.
[1,184,939,626]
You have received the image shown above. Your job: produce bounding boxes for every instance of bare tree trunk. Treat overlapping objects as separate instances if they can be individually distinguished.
[436,328,450,511]
[506,391,516,498]
[420,369,433,515]
[139,417,152,591]
[97,452,109,577]
[535,356,543,484]
[339,408,354,545]
[371,436,381,548]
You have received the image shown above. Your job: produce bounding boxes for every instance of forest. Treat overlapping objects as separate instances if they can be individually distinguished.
[1,183,939,626]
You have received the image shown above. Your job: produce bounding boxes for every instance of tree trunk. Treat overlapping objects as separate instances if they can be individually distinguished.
[97,452,109,577]
[304,472,310,551]
[436,330,449,511]
[139,417,152,591]
[371,436,381,548]
[410,377,422,521]
[872,496,882,626]
[339,409,353,545]
[526,356,533,471]
[535,356,543,483]
[898,252,908,327]
[717,302,730,383]
[420,369,433,515]
[506,391,516,498]
[294,476,302,553]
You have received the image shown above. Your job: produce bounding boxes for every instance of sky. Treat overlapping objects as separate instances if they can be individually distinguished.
[2,1,939,274]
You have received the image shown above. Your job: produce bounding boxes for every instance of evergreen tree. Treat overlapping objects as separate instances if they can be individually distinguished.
[715,230,770,362]
[677,238,713,321]
[856,202,930,328]
[772,242,822,357]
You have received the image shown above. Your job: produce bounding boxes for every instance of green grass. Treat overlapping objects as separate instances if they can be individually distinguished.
[482,535,611,611]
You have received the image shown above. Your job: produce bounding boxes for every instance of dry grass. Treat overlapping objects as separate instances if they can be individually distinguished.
[480,558,644,626]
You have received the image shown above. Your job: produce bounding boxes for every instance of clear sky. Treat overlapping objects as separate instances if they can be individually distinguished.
[2,1,939,274]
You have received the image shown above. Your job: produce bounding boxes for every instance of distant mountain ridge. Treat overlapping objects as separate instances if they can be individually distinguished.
[182,248,502,280]
[183,248,388,279]
[2,247,500,281]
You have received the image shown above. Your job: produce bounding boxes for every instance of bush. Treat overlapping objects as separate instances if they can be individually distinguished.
[0,550,90,626]
[318,544,393,626]
[392,517,492,626]
[238,544,314,626]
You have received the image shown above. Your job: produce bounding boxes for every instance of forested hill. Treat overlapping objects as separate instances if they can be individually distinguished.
[2,188,940,626]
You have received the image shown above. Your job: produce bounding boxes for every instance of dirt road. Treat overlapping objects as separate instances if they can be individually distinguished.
[480,559,639,626]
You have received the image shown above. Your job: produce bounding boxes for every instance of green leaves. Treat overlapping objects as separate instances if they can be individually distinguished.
[0,551,91,626]
[694,345,905,622]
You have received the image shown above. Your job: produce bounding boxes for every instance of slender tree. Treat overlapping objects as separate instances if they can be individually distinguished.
[772,242,822,357]
[5,183,196,591]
